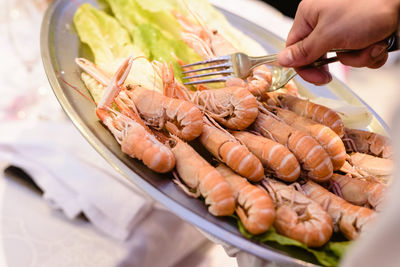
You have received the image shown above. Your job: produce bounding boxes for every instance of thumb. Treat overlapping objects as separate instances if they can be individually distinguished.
[278,29,332,67]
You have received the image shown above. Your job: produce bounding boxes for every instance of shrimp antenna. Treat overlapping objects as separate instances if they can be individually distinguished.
[258,102,284,123]
[57,71,96,105]
[181,0,207,29]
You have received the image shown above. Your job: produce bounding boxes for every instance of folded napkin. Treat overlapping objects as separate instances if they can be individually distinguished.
[0,120,153,241]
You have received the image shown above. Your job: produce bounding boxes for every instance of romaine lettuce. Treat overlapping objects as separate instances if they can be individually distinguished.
[134,0,268,56]
[73,4,163,93]
[104,0,203,81]
[73,3,140,64]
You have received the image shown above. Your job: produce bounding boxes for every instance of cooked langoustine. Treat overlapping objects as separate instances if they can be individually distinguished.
[265,105,346,170]
[124,85,203,141]
[348,152,393,178]
[232,131,300,182]
[263,178,333,247]
[157,61,259,130]
[245,65,272,98]
[172,9,237,59]
[282,80,299,96]
[200,118,264,182]
[153,61,194,101]
[344,128,393,158]
[82,58,203,142]
[216,164,275,234]
[330,173,386,210]
[76,57,110,87]
[338,156,392,189]
[157,63,264,181]
[192,85,259,130]
[253,111,333,182]
[276,94,345,138]
[93,57,175,173]
[171,136,235,216]
[302,180,376,240]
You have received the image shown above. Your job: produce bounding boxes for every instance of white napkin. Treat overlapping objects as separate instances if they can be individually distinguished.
[0,120,153,241]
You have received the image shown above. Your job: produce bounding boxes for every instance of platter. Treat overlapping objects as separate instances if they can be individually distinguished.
[40,0,388,266]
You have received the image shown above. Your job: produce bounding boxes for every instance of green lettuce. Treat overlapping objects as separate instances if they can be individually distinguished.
[133,23,204,79]
[102,0,182,39]
[104,0,203,81]
[238,220,351,267]
[73,3,140,64]
[73,4,163,94]
[133,0,268,56]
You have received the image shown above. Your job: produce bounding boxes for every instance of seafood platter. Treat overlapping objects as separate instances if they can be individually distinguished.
[41,0,393,266]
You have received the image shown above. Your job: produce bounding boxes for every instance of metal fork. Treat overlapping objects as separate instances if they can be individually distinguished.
[181,34,398,91]
[181,52,341,91]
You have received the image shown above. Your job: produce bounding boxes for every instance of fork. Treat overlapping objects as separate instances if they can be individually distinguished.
[181,52,343,91]
[182,34,398,91]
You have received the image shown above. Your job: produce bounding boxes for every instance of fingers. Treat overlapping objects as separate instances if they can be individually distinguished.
[295,65,332,85]
[368,53,388,69]
[278,27,334,67]
[285,1,315,46]
[290,41,389,85]
[337,42,388,68]
[279,0,334,67]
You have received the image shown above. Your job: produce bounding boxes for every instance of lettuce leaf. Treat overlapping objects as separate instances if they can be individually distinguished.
[104,0,203,82]
[133,23,202,81]
[238,220,351,267]
[134,0,268,56]
[73,4,163,93]
[103,0,182,39]
[81,72,104,104]
[73,3,140,64]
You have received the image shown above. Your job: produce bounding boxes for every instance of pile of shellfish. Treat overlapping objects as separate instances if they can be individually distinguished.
[77,55,392,248]
[74,10,394,248]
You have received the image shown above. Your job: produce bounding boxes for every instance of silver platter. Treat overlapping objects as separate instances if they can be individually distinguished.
[41,1,388,266]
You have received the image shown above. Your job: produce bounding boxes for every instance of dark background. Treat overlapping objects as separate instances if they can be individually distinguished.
[260,0,301,18]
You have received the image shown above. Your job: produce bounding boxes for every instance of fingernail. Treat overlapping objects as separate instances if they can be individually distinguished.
[279,48,294,66]
[314,71,332,85]
[324,71,332,83]
[370,44,386,58]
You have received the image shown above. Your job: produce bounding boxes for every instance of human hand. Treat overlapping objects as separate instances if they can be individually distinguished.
[277,0,400,85]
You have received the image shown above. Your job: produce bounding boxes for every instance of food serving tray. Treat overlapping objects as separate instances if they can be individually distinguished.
[41,1,388,266]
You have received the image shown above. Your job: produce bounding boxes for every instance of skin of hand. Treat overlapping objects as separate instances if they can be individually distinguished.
[277,0,400,85]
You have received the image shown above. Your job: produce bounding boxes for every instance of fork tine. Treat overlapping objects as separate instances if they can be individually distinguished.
[183,77,231,85]
[181,55,230,68]
[182,62,232,74]
[183,69,233,80]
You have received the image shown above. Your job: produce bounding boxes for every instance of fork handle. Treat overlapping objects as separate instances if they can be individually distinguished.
[314,33,399,67]
[312,33,399,67]
[311,56,341,68]
[251,32,399,69]
[247,54,278,69]
[247,53,338,69]
[247,53,340,70]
